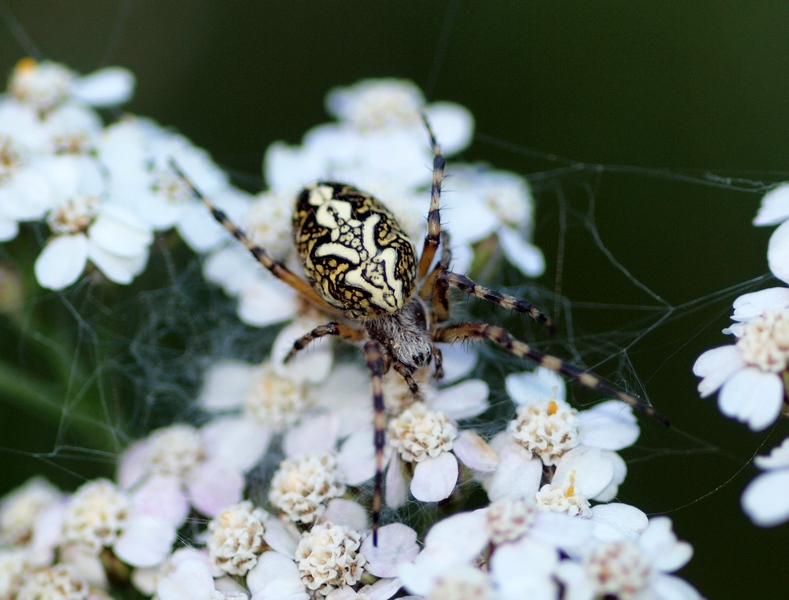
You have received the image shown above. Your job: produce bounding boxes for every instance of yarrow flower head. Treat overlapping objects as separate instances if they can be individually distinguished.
[0,477,61,546]
[294,522,366,597]
[693,287,789,430]
[207,501,270,576]
[269,453,346,526]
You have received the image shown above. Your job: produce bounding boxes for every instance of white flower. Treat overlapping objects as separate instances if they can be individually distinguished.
[117,423,244,518]
[558,516,700,600]
[268,453,347,526]
[8,58,133,113]
[741,437,789,526]
[61,479,177,568]
[482,367,639,503]
[208,501,271,577]
[0,548,29,599]
[294,522,366,597]
[15,564,92,600]
[0,477,61,546]
[441,164,544,277]
[693,287,789,430]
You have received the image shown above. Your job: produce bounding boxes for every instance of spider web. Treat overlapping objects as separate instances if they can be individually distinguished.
[1,2,788,598]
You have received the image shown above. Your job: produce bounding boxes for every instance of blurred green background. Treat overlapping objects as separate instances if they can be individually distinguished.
[1,1,788,597]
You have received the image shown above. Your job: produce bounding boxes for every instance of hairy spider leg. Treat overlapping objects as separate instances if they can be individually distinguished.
[283,322,366,363]
[434,322,669,425]
[416,115,446,280]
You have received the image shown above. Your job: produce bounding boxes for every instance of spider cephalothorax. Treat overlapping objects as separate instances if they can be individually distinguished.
[170,118,665,546]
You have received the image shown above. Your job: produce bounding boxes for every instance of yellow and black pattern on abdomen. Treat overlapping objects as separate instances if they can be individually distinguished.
[293,182,417,319]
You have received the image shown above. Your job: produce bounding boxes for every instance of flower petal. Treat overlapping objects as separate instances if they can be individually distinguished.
[411,453,458,502]
[754,183,789,226]
[768,220,789,284]
[718,367,783,431]
[34,233,88,290]
[71,67,135,106]
[741,468,789,527]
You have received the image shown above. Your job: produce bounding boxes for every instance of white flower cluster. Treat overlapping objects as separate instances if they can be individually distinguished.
[691,186,789,529]
[0,57,702,600]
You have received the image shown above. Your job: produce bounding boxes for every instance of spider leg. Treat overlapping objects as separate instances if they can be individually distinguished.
[431,345,444,380]
[283,321,366,363]
[438,270,554,330]
[434,322,668,425]
[363,340,389,547]
[169,159,336,313]
[392,362,420,395]
[416,115,446,280]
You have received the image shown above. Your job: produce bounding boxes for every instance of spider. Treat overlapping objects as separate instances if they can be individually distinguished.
[169,119,665,544]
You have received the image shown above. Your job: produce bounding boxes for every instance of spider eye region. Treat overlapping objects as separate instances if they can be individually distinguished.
[293,182,417,319]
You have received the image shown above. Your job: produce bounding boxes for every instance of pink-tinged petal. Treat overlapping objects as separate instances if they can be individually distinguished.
[323,498,369,531]
[553,447,614,499]
[506,368,566,406]
[358,578,405,600]
[114,514,176,567]
[718,367,783,431]
[187,459,244,516]
[453,430,498,472]
[754,183,789,226]
[158,557,214,600]
[742,469,789,527]
[768,220,789,284]
[198,360,254,411]
[116,439,147,489]
[201,416,271,472]
[71,67,135,106]
[579,401,639,450]
[336,428,376,485]
[497,226,546,277]
[411,453,458,502]
[755,437,789,469]
[247,550,298,592]
[361,523,419,577]
[431,380,489,420]
[692,345,744,397]
[34,233,88,290]
[730,287,789,321]
[261,517,301,558]
[283,413,340,459]
[87,243,148,284]
[133,475,188,527]
[385,455,408,509]
[484,445,542,501]
[590,503,648,541]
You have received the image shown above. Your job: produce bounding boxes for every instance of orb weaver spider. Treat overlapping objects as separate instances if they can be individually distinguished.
[169,118,665,545]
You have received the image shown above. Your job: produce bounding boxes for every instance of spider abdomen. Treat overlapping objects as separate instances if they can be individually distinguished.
[294,182,417,319]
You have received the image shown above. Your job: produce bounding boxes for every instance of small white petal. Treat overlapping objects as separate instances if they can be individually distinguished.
[579,401,639,450]
[34,233,88,289]
[650,574,704,600]
[87,242,148,284]
[201,416,271,472]
[361,523,419,577]
[692,345,744,397]
[385,454,409,509]
[590,503,648,540]
[158,557,215,600]
[336,427,376,485]
[423,102,474,155]
[484,444,542,501]
[506,368,566,406]
[755,437,789,469]
[731,287,789,321]
[247,550,302,595]
[754,183,789,226]
[553,447,614,499]
[497,226,546,277]
[718,367,783,430]
[768,221,789,283]
[323,498,369,530]
[431,379,489,420]
[114,514,175,567]
[198,360,254,410]
[411,453,458,502]
[283,413,340,458]
[742,469,789,526]
[71,67,135,106]
[133,475,189,527]
[452,429,498,472]
[187,459,245,516]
